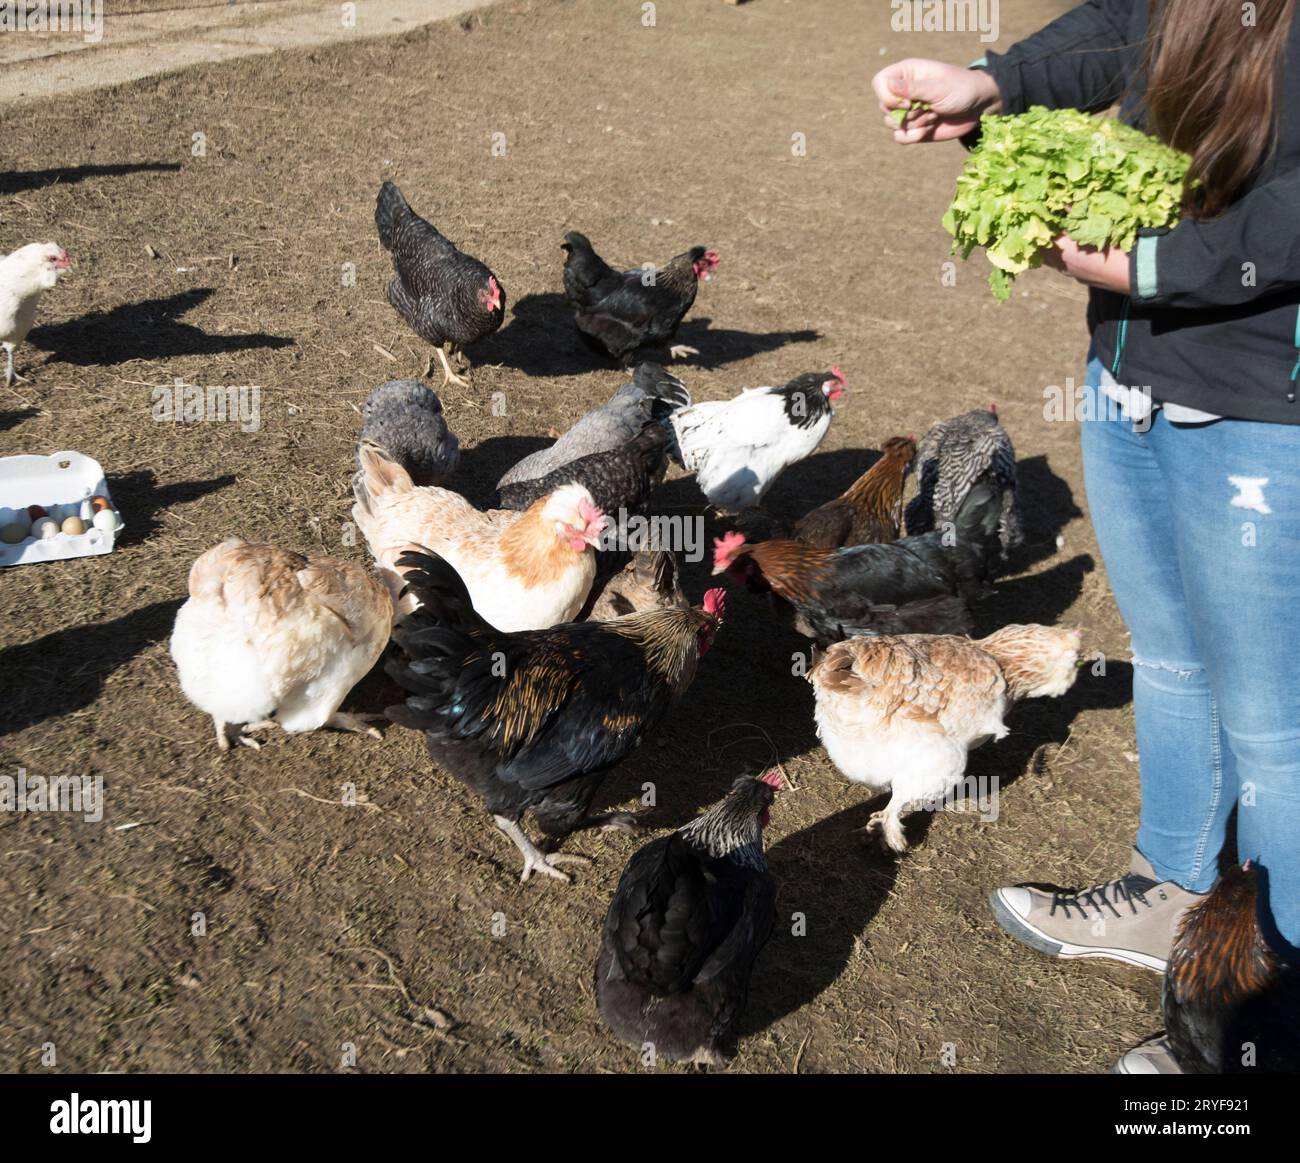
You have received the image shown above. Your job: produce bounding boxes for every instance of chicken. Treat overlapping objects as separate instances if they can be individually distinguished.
[487,423,670,519]
[374,180,505,388]
[792,435,916,548]
[497,362,689,488]
[712,475,1005,645]
[905,405,1022,553]
[1,242,70,386]
[352,441,603,630]
[809,624,1080,852]
[1163,860,1300,1074]
[384,550,727,883]
[169,539,393,751]
[596,771,780,1065]
[357,379,460,486]
[583,549,688,621]
[671,369,846,510]
[561,231,718,365]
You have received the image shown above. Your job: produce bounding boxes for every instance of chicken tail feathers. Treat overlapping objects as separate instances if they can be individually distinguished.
[374,180,413,251]
[392,548,494,636]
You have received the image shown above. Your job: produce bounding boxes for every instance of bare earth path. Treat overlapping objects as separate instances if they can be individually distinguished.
[0,0,1159,1074]
[0,0,493,104]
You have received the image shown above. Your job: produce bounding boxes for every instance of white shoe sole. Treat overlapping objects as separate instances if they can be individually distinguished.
[990,889,1168,974]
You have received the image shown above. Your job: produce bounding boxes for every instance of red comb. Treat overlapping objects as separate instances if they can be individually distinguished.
[759,769,783,790]
[702,587,727,619]
[830,366,846,384]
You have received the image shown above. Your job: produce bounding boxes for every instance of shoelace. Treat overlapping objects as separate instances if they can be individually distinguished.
[1049,874,1159,921]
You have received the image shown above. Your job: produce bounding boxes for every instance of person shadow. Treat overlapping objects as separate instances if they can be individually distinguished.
[0,162,181,196]
[28,289,293,366]
[476,292,820,377]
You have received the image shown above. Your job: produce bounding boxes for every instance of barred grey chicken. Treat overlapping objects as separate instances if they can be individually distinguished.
[905,405,1022,553]
[357,380,460,486]
[497,362,689,488]
[375,181,505,388]
[486,424,670,519]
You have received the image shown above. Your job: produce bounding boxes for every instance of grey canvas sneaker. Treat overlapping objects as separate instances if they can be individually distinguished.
[1112,1035,1184,1075]
[989,849,1204,973]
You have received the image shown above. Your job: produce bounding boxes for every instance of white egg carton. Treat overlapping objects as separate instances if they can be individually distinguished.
[0,451,124,568]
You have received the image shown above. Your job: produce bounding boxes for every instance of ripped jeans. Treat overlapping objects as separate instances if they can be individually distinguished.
[1081,355,1300,949]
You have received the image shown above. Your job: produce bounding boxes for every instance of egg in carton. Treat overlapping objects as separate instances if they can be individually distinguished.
[0,451,124,568]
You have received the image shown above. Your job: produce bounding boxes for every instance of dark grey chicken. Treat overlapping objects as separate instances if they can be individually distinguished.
[561,231,718,365]
[375,180,505,388]
[497,362,689,488]
[485,423,670,519]
[905,405,1022,555]
[596,771,780,1066]
[357,379,460,486]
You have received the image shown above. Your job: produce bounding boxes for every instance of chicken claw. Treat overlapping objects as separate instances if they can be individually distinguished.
[864,808,909,854]
[668,344,699,361]
[214,717,273,752]
[326,711,384,740]
[494,815,590,885]
[434,345,471,389]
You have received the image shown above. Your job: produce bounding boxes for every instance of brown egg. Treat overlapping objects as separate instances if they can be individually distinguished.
[61,515,85,536]
[27,504,47,521]
[89,495,113,513]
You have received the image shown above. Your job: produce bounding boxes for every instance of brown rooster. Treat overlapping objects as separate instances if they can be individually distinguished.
[385,550,726,883]
[1158,861,1299,1073]
[792,435,916,548]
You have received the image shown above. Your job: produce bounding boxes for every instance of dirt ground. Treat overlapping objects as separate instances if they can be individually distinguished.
[0,0,1164,1074]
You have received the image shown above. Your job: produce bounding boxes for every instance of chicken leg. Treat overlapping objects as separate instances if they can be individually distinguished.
[433,343,471,390]
[493,815,591,884]
[668,344,699,361]
[214,717,275,752]
[4,344,27,387]
[326,711,383,740]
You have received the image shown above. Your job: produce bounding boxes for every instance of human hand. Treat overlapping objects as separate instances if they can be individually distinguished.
[872,58,1003,144]
[1040,234,1132,293]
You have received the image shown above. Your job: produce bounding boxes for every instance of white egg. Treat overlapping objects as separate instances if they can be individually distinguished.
[92,509,121,534]
[35,517,60,540]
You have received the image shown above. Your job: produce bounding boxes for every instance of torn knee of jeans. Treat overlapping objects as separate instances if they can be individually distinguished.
[1132,655,1202,680]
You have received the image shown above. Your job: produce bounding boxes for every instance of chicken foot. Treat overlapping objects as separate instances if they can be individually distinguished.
[864,806,909,854]
[493,815,591,884]
[668,344,699,361]
[431,343,471,390]
[326,711,383,740]
[214,717,276,752]
[4,346,29,387]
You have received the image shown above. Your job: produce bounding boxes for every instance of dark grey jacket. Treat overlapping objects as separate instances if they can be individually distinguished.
[981,0,1300,423]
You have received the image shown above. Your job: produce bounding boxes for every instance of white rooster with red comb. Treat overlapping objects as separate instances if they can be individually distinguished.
[670,368,846,509]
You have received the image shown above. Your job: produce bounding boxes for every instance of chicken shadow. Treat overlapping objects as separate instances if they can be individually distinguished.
[0,406,39,433]
[742,799,901,1034]
[28,289,293,366]
[475,292,820,377]
[108,469,237,545]
[1001,454,1084,574]
[456,434,551,503]
[976,552,1096,635]
[0,162,181,196]
[0,598,184,736]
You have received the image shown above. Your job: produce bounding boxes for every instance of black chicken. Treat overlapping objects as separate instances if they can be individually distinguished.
[561,231,718,365]
[712,475,1005,645]
[375,180,505,388]
[1162,861,1299,1073]
[484,422,671,519]
[385,550,726,884]
[596,771,780,1066]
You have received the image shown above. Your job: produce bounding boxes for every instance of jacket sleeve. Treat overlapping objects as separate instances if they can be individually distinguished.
[980,0,1139,115]
[1130,166,1300,308]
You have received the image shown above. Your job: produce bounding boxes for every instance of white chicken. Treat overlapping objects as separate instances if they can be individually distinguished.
[670,368,845,509]
[1,242,69,386]
[809,624,1081,852]
[352,440,605,630]
[170,539,393,751]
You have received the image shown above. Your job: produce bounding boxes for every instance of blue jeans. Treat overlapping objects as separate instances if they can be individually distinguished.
[1080,356,1300,951]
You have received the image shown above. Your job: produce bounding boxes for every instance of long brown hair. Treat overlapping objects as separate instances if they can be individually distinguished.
[1143,0,1296,217]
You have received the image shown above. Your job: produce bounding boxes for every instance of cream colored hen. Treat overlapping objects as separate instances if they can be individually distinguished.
[170,539,393,751]
[809,624,1081,852]
[352,440,605,630]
